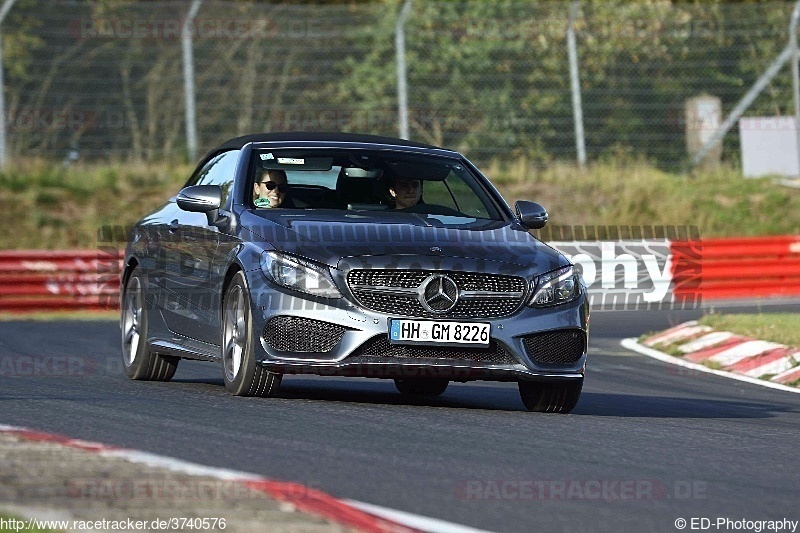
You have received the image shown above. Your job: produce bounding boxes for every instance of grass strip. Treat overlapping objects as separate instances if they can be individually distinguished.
[698,313,800,349]
[0,311,118,322]
[1,159,799,249]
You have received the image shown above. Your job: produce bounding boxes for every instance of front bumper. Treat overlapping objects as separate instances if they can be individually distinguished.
[247,276,589,382]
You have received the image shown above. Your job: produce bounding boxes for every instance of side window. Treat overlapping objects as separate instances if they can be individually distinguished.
[444,174,490,218]
[422,180,457,210]
[188,150,241,208]
[421,174,491,218]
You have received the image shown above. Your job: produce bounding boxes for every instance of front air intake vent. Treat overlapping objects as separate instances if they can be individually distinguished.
[263,316,346,353]
[521,329,586,364]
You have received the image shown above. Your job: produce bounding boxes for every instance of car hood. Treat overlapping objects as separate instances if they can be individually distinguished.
[241,210,569,274]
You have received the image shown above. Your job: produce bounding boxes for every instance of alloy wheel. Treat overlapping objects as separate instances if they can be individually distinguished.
[223,285,247,382]
[122,276,143,366]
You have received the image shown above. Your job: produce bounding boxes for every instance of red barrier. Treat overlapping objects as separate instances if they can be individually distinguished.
[0,250,124,312]
[672,235,800,300]
[2,237,799,311]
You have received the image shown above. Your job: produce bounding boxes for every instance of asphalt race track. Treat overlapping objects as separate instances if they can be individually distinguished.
[2,305,800,533]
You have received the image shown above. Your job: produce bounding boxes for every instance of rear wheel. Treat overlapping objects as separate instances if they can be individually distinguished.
[121,267,179,381]
[518,379,583,413]
[394,378,449,397]
[222,271,282,397]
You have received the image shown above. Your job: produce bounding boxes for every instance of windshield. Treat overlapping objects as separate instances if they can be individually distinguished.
[249,148,503,221]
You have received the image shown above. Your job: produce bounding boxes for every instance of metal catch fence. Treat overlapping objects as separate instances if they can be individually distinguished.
[1,1,797,169]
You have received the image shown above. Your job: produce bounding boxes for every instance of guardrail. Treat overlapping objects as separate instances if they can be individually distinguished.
[671,235,800,300]
[1,236,799,312]
[0,250,123,312]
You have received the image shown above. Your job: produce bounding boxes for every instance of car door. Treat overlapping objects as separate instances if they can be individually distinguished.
[161,150,240,345]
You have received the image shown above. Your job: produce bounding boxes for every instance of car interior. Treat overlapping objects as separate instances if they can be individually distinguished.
[250,150,492,219]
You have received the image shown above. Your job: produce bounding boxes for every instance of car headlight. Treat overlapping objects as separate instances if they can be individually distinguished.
[260,251,342,299]
[529,266,581,307]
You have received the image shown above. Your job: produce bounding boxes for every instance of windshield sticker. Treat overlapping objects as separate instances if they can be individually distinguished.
[260,153,274,160]
[277,157,305,165]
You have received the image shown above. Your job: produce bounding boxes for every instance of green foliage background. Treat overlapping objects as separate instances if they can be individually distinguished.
[3,0,797,167]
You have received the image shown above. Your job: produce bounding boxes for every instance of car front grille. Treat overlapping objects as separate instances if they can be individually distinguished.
[262,316,346,353]
[521,329,586,364]
[351,335,518,365]
[347,269,527,318]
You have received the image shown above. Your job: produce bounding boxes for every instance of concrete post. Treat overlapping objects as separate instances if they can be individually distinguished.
[686,95,722,169]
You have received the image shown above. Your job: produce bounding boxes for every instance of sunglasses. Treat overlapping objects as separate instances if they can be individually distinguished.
[260,181,289,193]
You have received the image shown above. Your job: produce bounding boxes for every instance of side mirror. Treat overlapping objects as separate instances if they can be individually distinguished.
[515,200,548,230]
[176,185,225,227]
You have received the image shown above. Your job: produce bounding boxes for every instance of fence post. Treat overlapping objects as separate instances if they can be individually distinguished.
[0,0,18,169]
[567,1,586,168]
[692,0,800,171]
[790,0,800,176]
[396,0,412,140]
[182,0,203,162]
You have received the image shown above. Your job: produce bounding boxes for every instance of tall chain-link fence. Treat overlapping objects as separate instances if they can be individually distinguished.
[5,0,797,167]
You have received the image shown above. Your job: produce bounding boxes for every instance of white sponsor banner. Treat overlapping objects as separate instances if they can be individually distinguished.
[549,240,698,311]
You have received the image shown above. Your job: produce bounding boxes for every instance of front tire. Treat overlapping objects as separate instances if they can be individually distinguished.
[518,379,583,413]
[222,271,282,397]
[121,267,179,381]
[394,378,449,396]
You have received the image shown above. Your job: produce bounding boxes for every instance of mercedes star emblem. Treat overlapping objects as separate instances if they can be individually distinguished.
[419,274,459,313]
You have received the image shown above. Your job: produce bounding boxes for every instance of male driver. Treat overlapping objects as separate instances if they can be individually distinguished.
[389,177,422,209]
[253,169,289,208]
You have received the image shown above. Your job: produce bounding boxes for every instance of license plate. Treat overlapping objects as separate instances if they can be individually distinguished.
[389,319,490,347]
